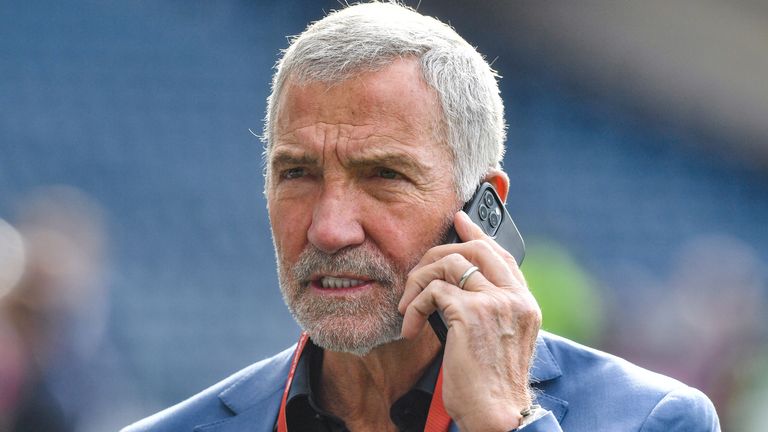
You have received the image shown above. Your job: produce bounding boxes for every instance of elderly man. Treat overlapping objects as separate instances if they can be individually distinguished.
[124,2,719,431]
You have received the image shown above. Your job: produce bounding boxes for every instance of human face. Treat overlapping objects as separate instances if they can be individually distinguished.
[267,59,459,355]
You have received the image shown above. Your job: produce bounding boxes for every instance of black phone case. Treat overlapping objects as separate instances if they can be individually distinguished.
[427,182,525,344]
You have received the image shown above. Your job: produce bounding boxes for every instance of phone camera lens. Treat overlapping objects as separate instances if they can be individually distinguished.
[484,191,495,207]
[488,210,500,228]
[478,204,489,220]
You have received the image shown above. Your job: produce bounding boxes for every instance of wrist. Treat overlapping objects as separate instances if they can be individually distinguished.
[455,411,522,432]
[516,404,544,429]
[453,398,531,431]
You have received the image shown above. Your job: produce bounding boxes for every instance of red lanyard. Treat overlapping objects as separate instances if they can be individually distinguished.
[276,332,452,432]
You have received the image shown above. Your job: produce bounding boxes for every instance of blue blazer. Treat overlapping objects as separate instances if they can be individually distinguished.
[122,331,720,431]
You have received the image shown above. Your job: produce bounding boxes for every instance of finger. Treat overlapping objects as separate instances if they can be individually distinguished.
[410,238,501,276]
[400,252,488,313]
[399,253,473,313]
[408,242,518,295]
[398,254,510,315]
[401,279,463,339]
[456,265,485,291]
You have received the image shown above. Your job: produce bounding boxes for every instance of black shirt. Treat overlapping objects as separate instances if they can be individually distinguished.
[281,340,443,432]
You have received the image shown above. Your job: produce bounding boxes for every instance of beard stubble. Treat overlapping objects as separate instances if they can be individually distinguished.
[276,217,453,356]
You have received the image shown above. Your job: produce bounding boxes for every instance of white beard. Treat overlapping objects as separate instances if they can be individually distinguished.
[277,243,408,356]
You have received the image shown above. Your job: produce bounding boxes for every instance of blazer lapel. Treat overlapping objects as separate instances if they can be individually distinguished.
[194,345,296,432]
[193,398,281,432]
[529,332,568,423]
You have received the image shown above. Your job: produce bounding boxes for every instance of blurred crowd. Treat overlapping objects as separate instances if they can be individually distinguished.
[605,235,768,430]
[524,236,768,431]
[0,187,137,432]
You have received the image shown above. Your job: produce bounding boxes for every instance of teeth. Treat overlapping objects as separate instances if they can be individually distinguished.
[320,276,364,289]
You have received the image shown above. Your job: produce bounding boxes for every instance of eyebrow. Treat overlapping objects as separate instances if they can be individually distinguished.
[269,150,319,169]
[346,153,428,175]
[269,148,430,176]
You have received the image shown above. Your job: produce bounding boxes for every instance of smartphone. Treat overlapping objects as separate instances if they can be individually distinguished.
[428,182,525,344]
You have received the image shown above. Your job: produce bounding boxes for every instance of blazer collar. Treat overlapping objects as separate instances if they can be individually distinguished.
[198,332,567,431]
[529,331,569,424]
[194,345,295,431]
[530,331,563,383]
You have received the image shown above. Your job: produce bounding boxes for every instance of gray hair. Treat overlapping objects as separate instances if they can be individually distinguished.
[263,1,506,202]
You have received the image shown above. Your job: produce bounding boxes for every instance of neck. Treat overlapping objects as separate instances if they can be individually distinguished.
[317,326,441,430]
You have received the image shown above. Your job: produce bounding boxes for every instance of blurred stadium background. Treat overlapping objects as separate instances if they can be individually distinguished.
[1,1,766,430]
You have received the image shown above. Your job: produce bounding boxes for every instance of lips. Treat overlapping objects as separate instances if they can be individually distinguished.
[319,276,366,289]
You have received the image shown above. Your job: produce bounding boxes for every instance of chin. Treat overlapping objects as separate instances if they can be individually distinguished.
[296,311,404,356]
[280,276,406,356]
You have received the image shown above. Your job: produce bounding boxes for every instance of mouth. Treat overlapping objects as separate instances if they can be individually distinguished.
[308,275,373,294]
[319,276,366,289]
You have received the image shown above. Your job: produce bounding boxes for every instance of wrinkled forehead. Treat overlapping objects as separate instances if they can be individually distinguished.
[271,59,445,152]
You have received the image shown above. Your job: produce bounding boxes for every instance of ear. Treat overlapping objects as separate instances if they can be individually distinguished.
[483,169,510,203]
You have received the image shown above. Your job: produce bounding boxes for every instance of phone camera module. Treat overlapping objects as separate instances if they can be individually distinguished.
[478,204,489,220]
[488,209,500,228]
[483,191,495,208]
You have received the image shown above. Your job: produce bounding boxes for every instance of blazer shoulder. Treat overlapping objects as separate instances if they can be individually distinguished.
[640,386,720,431]
[540,331,690,394]
[537,332,719,430]
[121,345,296,432]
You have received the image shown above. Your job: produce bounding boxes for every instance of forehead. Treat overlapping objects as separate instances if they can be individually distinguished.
[273,59,444,149]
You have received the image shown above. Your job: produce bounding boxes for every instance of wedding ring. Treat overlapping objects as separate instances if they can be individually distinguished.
[458,265,480,289]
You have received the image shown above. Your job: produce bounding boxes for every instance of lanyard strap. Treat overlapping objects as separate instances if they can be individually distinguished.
[424,367,452,432]
[276,333,451,432]
[276,332,310,432]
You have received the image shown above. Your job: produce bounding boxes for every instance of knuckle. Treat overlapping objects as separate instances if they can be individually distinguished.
[500,247,516,262]
[423,244,445,260]
[480,294,501,311]
[500,291,537,312]
[468,239,493,254]
[464,298,485,317]
[445,253,466,267]
[418,245,443,267]
[404,271,416,285]
[521,301,541,318]
[467,293,498,315]
[517,298,543,326]
[424,279,444,297]
[424,279,440,291]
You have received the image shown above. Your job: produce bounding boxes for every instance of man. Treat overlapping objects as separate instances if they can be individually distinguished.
[123,2,720,431]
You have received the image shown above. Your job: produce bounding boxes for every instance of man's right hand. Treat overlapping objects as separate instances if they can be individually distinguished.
[399,211,542,431]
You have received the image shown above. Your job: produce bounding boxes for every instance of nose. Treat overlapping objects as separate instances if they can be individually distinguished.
[307,183,365,254]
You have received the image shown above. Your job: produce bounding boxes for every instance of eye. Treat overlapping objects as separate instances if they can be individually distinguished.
[376,167,402,180]
[281,167,306,180]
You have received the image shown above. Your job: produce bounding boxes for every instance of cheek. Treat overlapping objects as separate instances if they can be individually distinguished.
[269,197,312,261]
[370,201,452,266]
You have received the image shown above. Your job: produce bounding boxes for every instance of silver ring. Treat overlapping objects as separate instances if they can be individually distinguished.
[458,265,480,289]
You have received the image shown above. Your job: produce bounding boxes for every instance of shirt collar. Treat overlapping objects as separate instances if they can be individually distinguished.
[285,338,328,415]
[287,339,444,400]
[285,339,444,428]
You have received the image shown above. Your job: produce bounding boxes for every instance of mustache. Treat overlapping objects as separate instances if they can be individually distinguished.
[292,245,400,287]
